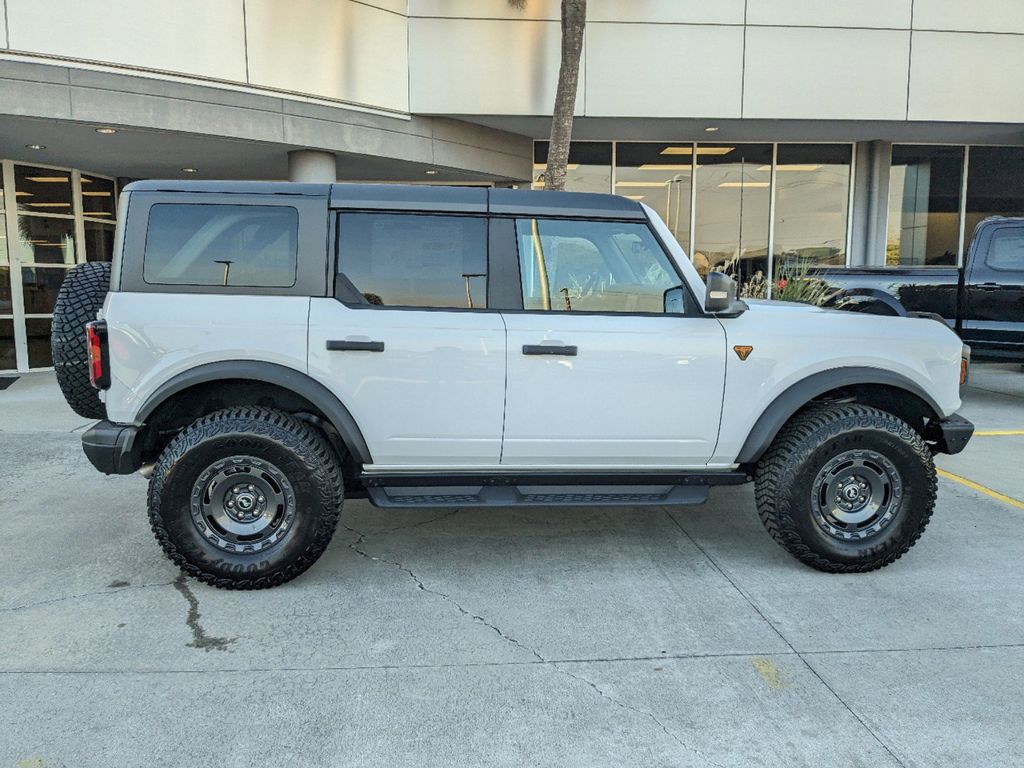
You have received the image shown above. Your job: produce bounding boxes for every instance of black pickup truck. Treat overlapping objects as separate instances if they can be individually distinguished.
[816,216,1024,363]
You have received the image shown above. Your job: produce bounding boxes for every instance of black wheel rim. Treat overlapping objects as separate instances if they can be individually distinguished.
[810,449,903,540]
[189,455,296,553]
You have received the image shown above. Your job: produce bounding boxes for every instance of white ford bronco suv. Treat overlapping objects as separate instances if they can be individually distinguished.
[51,181,973,589]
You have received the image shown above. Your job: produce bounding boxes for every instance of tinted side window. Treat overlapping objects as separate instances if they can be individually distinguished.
[338,213,487,309]
[515,218,682,313]
[986,228,1024,272]
[144,204,298,287]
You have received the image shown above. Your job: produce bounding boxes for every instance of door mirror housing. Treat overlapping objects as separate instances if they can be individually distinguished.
[704,271,748,317]
[663,285,686,314]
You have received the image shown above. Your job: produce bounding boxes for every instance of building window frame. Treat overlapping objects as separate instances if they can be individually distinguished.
[0,159,118,373]
[542,139,856,297]
[883,143,967,269]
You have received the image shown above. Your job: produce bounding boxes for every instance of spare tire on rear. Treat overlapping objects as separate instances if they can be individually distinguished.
[51,262,111,419]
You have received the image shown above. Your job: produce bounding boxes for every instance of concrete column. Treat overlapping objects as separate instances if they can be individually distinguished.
[848,140,892,266]
[287,150,336,183]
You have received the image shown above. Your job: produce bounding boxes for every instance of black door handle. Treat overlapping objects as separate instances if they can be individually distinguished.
[326,340,385,352]
[975,282,1001,291]
[523,344,577,356]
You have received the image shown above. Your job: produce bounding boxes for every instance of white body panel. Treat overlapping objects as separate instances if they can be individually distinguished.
[710,300,964,466]
[501,313,727,468]
[102,293,311,425]
[307,299,506,467]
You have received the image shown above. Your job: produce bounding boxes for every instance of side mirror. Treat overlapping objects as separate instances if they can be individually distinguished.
[663,285,686,314]
[704,271,748,317]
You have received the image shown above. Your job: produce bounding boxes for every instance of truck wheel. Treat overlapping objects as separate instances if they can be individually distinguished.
[51,261,111,419]
[148,407,344,590]
[754,404,936,573]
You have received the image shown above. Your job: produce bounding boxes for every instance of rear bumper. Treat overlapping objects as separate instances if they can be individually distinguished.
[82,420,143,475]
[925,413,974,455]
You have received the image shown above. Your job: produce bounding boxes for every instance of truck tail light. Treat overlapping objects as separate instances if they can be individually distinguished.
[86,320,110,390]
[960,344,971,387]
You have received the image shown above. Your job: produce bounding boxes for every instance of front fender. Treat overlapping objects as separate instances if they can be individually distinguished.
[709,305,963,467]
[734,367,942,464]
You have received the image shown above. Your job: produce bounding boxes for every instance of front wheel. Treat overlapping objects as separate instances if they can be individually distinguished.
[148,407,344,589]
[755,404,936,573]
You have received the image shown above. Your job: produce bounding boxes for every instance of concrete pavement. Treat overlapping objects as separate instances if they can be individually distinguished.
[1,367,1022,767]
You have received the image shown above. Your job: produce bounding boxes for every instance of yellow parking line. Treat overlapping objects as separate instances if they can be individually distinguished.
[937,468,1024,511]
[974,430,1024,436]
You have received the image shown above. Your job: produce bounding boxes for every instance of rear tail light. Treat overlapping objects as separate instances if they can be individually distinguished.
[960,344,971,387]
[86,320,110,389]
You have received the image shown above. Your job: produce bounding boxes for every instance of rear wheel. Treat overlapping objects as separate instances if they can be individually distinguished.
[148,407,344,589]
[755,404,936,573]
[51,262,111,418]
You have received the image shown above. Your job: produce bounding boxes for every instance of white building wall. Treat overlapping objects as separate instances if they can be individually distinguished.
[1,0,1023,124]
[2,0,410,113]
[913,0,1024,34]
[583,24,743,118]
[407,0,1024,125]
[407,17,581,115]
[745,0,911,28]
[743,27,910,120]
[910,32,1024,122]
[5,0,248,82]
[245,0,408,112]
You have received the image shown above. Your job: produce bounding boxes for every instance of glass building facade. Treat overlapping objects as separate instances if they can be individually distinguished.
[0,161,117,372]
[535,141,853,298]
[536,141,1024,297]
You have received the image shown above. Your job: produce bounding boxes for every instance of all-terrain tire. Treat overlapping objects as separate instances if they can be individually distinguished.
[51,261,111,418]
[148,407,344,590]
[754,403,937,573]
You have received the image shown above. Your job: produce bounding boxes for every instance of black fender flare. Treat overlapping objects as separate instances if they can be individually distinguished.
[137,360,372,465]
[822,287,907,316]
[736,367,943,464]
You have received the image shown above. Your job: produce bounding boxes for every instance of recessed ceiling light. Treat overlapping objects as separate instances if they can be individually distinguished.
[425,169,439,175]
[660,146,734,156]
[181,167,198,174]
[704,127,719,133]
[25,143,46,150]
[95,127,118,135]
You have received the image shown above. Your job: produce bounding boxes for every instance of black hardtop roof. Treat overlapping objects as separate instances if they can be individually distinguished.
[123,180,645,220]
[123,180,332,196]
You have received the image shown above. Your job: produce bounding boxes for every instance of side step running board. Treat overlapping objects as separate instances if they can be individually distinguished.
[367,484,710,509]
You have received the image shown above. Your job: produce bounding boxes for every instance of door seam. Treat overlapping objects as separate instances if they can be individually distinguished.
[498,311,509,464]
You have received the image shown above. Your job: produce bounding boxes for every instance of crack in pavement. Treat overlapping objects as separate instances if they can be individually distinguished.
[5,642,1023,677]
[0,581,175,613]
[378,508,464,535]
[172,573,237,652]
[343,522,724,766]
[664,509,908,768]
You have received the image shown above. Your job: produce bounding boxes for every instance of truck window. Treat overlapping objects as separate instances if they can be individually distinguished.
[143,204,298,287]
[515,218,682,313]
[987,229,1024,272]
[337,213,488,309]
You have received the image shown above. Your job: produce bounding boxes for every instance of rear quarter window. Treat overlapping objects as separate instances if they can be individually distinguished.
[337,213,488,309]
[143,204,298,287]
[986,228,1024,272]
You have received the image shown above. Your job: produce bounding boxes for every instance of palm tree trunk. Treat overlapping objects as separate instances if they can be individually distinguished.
[544,0,586,191]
